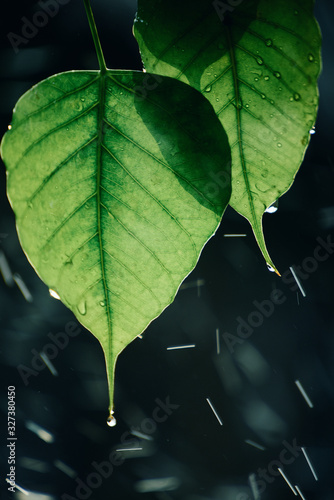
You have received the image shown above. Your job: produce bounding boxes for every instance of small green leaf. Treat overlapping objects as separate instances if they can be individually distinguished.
[134,0,321,273]
[1,70,231,411]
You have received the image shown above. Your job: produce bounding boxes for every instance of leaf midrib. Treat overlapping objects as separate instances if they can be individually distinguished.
[97,72,112,352]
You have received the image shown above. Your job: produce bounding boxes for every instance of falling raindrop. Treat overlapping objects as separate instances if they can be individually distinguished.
[265,200,278,213]
[49,289,61,300]
[256,57,263,65]
[265,39,273,47]
[77,300,87,315]
[107,412,117,427]
[267,264,275,273]
[273,71,281,79]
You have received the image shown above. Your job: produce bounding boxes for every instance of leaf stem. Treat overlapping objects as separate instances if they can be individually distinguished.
[83,0,107,74]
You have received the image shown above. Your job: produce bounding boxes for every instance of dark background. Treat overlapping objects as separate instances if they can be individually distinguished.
[1,1,334,499]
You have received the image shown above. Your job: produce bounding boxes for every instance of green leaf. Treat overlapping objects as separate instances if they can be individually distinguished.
[134,0,321,273]
[1,70,231,412]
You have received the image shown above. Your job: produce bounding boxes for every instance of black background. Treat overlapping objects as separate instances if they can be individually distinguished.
[1,1,334,499]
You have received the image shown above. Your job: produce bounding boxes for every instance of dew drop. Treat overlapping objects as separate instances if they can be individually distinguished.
[277,142,282,147]
[309,126,316,135]
[27,201,33,209]
[256,56,263,65]
[245,104,249,108]
[77,300,87,315]
[261,168,268,178]
[80,98,85,102]
[254,77,259,82]
[205,85,212,92]
[265,39,273,47]
[273,71,281,79]
[7,124,12,130]
[261,94,266,99]
[265,200,278,213]
[264,76,269,81]
[107,412,117,427]
[267,264,275,273]
[100,301,106,307]
[49,289,61,300]
[293,93,301,101]
[289,96,294,102]
[308,53,314,62]
[278,87,282,91]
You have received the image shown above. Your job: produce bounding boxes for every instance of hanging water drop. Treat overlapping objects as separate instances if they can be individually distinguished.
[49,289,61,300]
[107,411,117,427]
[265,200,278,213]
[309,126,316,135]
[267,264,275,273]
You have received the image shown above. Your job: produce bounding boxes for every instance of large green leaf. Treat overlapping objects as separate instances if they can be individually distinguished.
[1,70,231,413]
[134,0,321,273]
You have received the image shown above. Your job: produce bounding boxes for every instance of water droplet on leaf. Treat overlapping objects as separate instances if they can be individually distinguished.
[49,289,61,300]
[293,93,301,101]
[81,98,85,102]
[265,200,278,213]
[267,264,275,273]
[205,85,211,92]
[308,53,314,62]
[309,126,316,135]
[277,142,282,147]
[7,124,12,130]
[273,71,281,79]
[265,39,273,47]
[264,76,269,81]
[254,77,259,82]
[77,300,87,315]
[261,94,266,99]
[256,57,263,65]
[100,301,106,307]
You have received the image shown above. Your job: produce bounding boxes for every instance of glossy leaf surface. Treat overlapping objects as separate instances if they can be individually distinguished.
[134,0,321,272]
[1,70,231,409]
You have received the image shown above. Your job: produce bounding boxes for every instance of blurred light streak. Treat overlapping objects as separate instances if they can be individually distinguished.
[40,352,58,376]
[278,468,297,495]
[131,429,153,441]
[295,485,306,499]
[167,344,195,350]
[206,398,223,425]
[54,459,77,478]
[13,273,33,302]
[244,439,265,451]
[0,249,14,286]
[295,380,314,408]
[289,266,306,297]
[134,477,180,493]
[25,420,54,443]
[249,473,261,499]
[302,447,318,480]
[216,328,220,354]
